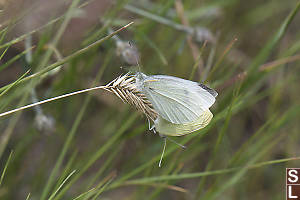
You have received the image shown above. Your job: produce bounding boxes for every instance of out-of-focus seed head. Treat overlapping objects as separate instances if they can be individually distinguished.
[116,41,140,65]
[193,27,216,44]
[34,113,56,134]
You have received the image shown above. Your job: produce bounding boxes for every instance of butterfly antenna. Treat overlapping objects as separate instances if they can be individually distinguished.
[166,137,186,149]
[129,41,141,72]
[159,137,167,167]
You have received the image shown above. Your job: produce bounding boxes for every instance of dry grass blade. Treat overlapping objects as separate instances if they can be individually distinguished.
[218,54,300,90]
[0,73,158,122]
[175,0,204,75]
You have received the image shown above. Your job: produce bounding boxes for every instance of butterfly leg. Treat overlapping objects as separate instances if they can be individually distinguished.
[148,118,157,134]
[158,137,167,167]
[159,134,187,149]
[151,126,157,134]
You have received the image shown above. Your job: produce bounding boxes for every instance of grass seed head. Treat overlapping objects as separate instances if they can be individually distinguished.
[105,73,158,121]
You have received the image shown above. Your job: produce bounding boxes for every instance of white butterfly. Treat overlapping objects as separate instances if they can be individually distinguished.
[135,72,217,136]
[135,72,217,167]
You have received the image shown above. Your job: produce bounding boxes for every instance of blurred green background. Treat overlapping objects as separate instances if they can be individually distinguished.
[0,0,299,199]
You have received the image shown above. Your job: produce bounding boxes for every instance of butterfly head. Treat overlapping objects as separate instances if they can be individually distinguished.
[135,72,147,89]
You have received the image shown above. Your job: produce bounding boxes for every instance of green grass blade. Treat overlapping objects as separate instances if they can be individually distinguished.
[195,84,240,197]
[71,188,97,200]
[85,145,122,190]
[0,151,13,187]
[91,175,115,200]
[36,0,81,71]
[48,170,76,200]
[246,2,300,75]
[0,22,133,93]
[39,50,112,200]
[136,30,168,66]
[120,156,300,185]
[0,93,29,159]
[25,193,30,200]
[0,46,34,72]
[0,46,9,61]
[0,0,96,50]
[53,113,138,200]
[0,70,30,98]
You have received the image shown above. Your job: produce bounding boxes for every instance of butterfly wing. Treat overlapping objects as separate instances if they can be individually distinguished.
[155,109,213,136]
[138,74,216,124]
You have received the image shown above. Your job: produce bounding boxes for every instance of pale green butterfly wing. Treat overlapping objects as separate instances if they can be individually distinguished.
[144,87,201,123]
[135,73,217,124]
[155,109,213,136]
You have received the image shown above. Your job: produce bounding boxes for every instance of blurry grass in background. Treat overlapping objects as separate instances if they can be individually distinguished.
[0,0,299,199]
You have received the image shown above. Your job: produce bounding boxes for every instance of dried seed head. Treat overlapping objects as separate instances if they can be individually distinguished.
[105,73,158,121]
